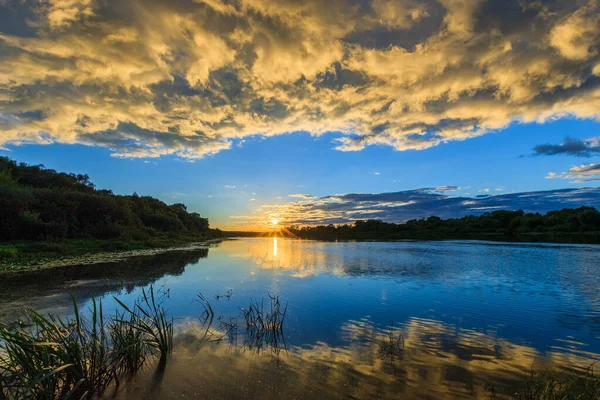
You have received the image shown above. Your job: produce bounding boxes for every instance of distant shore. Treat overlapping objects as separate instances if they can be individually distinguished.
[282,232,600,244]
[0,237,223,276]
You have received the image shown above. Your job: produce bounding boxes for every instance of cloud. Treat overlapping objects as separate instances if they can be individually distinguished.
[288,193,315,199]
[0,0,600,158]
[430,185,459,193]
[534,136,600,157]
[549,5,600,60]
[224,185,236,189]
[232,187,600,226]
[546,162,600,181]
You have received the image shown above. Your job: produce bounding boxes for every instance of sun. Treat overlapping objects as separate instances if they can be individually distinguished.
[270,219,279,226]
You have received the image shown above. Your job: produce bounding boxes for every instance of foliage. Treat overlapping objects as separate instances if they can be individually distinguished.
[287,208,600,243]
[0,157,217,242]
[0,246,17,260]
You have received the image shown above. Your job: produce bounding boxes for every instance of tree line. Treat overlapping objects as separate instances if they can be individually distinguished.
[0,157,219,242]
[286,208,600,243]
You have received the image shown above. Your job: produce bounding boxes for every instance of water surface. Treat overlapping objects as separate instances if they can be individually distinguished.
[1,238,599,399]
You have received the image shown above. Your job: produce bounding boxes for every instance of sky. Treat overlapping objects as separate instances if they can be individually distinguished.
[1,0,600,230]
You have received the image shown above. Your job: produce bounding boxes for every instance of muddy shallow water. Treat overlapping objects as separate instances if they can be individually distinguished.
[2,238,600,399]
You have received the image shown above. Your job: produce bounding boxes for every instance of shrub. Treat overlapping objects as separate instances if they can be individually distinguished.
[0,246,17,259]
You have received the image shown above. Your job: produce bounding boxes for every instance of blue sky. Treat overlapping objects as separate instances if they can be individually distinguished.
[2,117,599,229]
[1,0,600,229]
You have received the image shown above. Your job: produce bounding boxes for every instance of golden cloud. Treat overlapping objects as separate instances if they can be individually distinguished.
[226,187,600,229]
[1,0,600,158]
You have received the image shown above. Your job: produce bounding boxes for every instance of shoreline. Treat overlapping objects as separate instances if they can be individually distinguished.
[0,238,224,277]
[282,232,600,245]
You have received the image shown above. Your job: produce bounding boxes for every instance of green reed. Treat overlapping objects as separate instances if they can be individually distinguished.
[108,309,147,377]
[0,298,115,399]
[113,287,173,362]
[0,285,173,399]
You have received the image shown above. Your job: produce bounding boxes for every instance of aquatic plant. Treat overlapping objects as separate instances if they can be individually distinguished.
[108,309,147,376]
[377,323,404,363]
[240,295,287,354]
[0,285,175,399]
[113,286,174,362]
[0,288,289,399]
[489,364,600,400]
[0,298,116,399]
[214,289,233,301]
[240,294,287,332]
[194,293,218,342]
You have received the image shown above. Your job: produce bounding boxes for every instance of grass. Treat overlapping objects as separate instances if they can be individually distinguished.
[240,295,288,354]
[0,236,220,274]
[0,298,115,399]
[490,365,600,399]
[0,246,17,259]
[240,295,287,333]
[189,293,288,352]
[0,287,291,399]
[0,285,173,399]
[113,287,173,362]
[109,309,147,376]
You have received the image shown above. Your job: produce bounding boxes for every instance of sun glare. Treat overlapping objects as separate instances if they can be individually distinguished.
[271,219,279,226]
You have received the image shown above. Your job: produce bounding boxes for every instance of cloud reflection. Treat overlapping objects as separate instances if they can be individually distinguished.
[114,316,599,399]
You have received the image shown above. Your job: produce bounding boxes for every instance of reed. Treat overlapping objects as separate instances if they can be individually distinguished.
[489,365,600,400]
[378,323,404,362]
[240,295,287,354]
[0,285,174,399]
[108,309,147,376]
[0,289,288,399]
[0,298,115,399]
[240,294,287,332]
[113,286,174,362]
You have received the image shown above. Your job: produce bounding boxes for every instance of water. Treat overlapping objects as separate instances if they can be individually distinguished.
[1,238,600,399]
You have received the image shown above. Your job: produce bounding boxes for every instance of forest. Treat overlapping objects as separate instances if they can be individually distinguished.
[0,157,219,243]
[286,208,600,243]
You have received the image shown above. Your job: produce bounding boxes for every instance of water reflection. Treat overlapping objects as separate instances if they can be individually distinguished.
[227,238,600,345]
[109,316,597,400]
[0,248,209,320]
[1,238,600,399]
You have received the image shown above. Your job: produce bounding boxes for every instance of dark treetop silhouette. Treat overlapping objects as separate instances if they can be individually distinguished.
[286,208,600,244]
[0,156,219,242]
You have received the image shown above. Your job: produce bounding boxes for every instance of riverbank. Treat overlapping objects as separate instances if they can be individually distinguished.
[0,236,223,275]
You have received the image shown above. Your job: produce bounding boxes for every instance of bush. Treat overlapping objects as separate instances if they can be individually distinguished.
[0,245,17,259]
